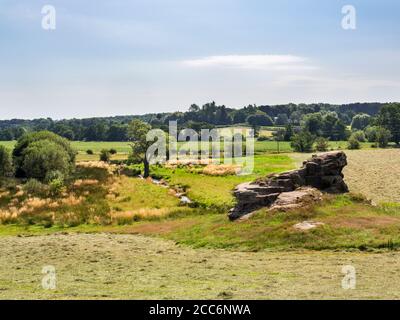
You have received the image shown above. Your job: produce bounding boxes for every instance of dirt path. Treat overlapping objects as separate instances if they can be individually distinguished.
[0,233,400,299]
[291,149,400,204]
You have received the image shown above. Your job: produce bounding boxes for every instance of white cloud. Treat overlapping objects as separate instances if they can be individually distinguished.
[182,54,315,71]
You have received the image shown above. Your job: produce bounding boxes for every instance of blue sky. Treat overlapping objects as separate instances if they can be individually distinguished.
[0,0,399,119]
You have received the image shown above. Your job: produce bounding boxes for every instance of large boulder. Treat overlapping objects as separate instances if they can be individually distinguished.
[229,151,349,221]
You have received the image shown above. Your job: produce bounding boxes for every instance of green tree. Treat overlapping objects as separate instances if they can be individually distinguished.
[376,127,392,148]
[272,129,285,153]
[0,145,14,178]
[100,149,111,162]
[351,113,371,130]
[378,103,400,144]
[290,130,316,152]
[21,140,72,181]
[128,120,152,178]
[246,113,274,127]
[347,134,361,150]
[13,131,76,178]
[284,124,294,141]
[315,137,330,152]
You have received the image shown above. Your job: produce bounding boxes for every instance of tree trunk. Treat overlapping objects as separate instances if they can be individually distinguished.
[143,157,150,178]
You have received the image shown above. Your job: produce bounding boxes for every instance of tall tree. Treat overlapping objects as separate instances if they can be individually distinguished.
[127,120,152,178]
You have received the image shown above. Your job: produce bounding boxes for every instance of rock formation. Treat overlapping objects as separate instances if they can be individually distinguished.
[229,151,349,221]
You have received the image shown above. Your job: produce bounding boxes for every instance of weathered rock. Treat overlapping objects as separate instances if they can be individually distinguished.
[268,187,323,212]
[228,151,349,221]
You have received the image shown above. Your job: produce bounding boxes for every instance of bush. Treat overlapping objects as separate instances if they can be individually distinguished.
[48,177,65,196]
[315,137,330,152]
[290,130,315,152]
[13,131,76,179]
[109,148,117,155]
[376,127,392,148]
[347,135,361,150]
[257,136,270,141]
[23,179,48,196]
[352,130,366,142]
[21,140,72,181]
[100,149,111,162]
[365,126,379,143]
[45,170,65,183]
[0,145,14,178]
[86,149,94,155]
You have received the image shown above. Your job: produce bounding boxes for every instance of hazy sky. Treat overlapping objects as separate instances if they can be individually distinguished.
[0,0,400,119]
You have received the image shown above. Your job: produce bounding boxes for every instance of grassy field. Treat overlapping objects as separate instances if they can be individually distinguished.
[0,140,375,161]
[1,232,400,299]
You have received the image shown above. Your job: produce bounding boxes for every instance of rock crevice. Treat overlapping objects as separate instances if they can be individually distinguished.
[229,151,349,221]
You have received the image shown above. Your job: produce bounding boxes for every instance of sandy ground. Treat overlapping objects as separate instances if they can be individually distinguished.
[1,233,400,300]
[291,149,400,204]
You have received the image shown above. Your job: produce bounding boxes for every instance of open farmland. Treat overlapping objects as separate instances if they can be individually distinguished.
[2,232,400,300]
[291,149,400,204]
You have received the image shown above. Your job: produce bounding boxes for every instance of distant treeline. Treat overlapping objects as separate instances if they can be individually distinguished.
[0,102,387,141]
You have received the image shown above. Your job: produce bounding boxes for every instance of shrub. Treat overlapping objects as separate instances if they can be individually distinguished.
[109,148,117,155]
[13,131,76,178]
[365,126,379,143]
[0,145,14,178]
[21,140,72,181]
[376,127,392,148]
[347,135,361,150]
[315,137,330,152]
[257,136,270,141]
[290,130,315,152]
[48,177,65,196]
[86,149,94,155]
[352,130,366,142]
[100,149,111,162]
[23,179,48,196]
[45,170,65,183]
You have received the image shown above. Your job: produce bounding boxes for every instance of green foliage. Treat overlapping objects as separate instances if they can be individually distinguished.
[378,103,400,144]
[109,148,117,155]
[48,177,65,196]
[0,145,13,178]
[21,140,73,181]
[365,126,379,142]
[100,149,111,162]
[13,131,76,178]
[23,179,48,196]
[351,113,371,130]
[128,119,152,177]
[351,130,366,142]
[246,113,274,127]
[376,127,392,148]
[347,135,361,150]
[315,137,330,152]
[290,130,316,152]
[86,149,94,155]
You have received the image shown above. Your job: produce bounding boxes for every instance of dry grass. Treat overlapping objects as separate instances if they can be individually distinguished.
[202,164,242,176]
[2,233,400,299]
